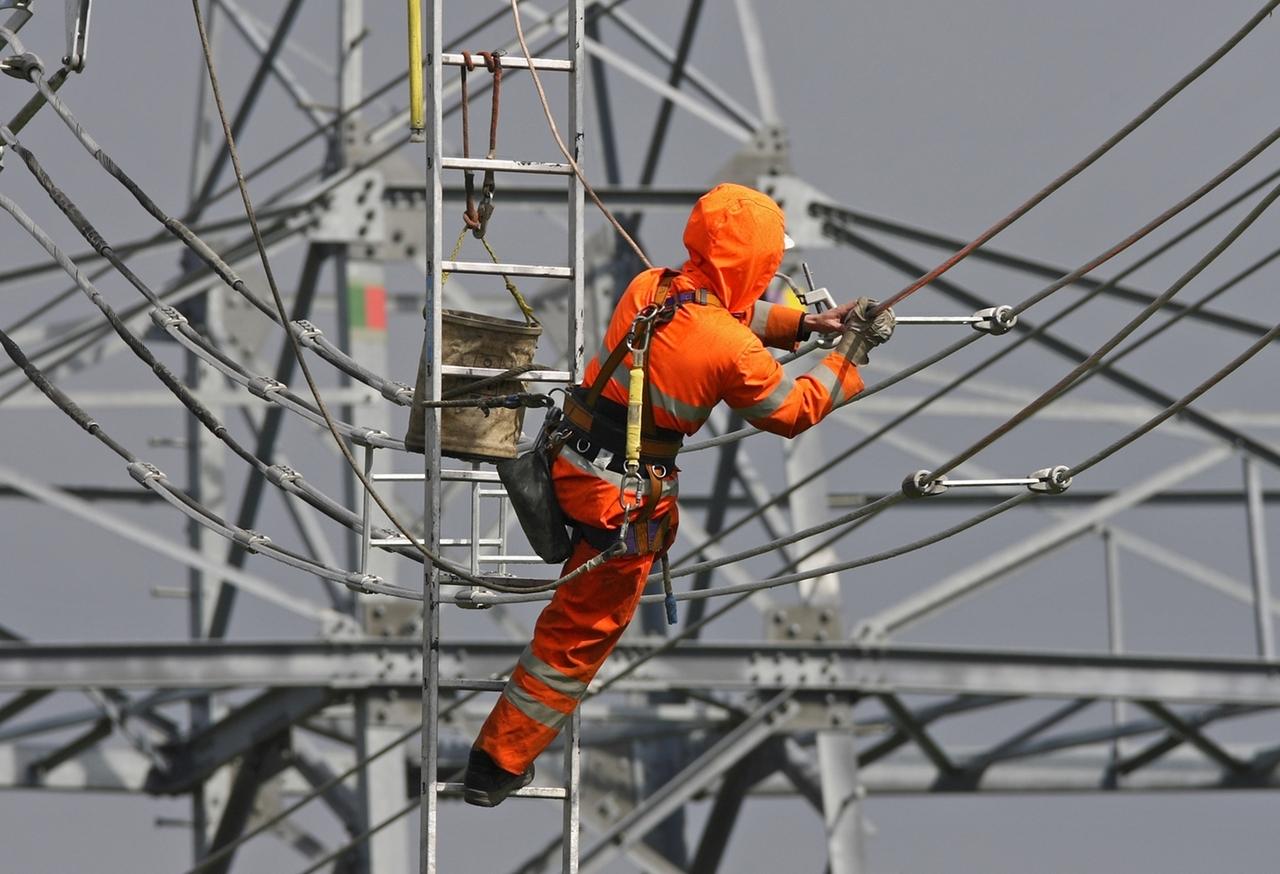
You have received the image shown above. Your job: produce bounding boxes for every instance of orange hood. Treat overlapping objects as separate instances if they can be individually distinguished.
[679,183,786,315]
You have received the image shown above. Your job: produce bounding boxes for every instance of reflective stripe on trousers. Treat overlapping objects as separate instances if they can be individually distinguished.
[474,538,659,774]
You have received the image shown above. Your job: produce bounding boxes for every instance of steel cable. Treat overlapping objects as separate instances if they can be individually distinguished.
[0,311,416,600]
[685,119,1280,456]
[869,0,1280,315]
[186,2,631,596]
[0,173,428,560]
[927,173,1280,482]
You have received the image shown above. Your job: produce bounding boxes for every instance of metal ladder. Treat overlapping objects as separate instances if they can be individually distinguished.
[416,2,586,872]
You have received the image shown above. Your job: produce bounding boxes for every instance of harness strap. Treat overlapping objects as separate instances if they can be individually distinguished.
[574,514,673,557]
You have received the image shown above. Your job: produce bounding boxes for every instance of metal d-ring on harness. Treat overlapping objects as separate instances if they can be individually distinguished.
[548,271,717,623]
[459,49,502,238]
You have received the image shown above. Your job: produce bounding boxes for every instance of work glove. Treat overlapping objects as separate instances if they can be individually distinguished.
[834,297,895,365]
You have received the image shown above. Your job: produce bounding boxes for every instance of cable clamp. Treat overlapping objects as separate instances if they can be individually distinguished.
[0,52,43,82]
[350,427,391,447]
[972,305,1017,335]
[381,380,414,404]
[149,306,188,330]
[290,319,323,346]
[343,572,383,594]
[233,529,271,553]
[126,462,167,486]
[1029,465,1073,494]
[247,375,286,401]
[902,469,947,498]
[265,464,301,487]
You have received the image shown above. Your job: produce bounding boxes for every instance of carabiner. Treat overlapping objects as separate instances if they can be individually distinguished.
[628,305,660,353]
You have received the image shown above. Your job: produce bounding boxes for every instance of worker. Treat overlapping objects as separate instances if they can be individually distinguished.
[464,182,895,806]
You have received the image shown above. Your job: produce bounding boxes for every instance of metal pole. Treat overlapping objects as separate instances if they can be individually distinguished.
[187,0,220,207]
[562,708,581,873]
[817,730,864,874]
[568,0,586,383]
[1102,528,1125,764]
[420,2,445,872]
[1244,455,1275,659]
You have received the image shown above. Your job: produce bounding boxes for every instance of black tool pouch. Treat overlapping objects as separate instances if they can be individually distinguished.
[495,419,574,564]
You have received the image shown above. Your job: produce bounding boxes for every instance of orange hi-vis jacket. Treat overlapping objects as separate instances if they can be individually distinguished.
[474,184,864,777]
[552,183,866,532]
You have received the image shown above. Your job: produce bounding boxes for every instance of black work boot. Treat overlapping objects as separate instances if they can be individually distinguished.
[463,748,535,808]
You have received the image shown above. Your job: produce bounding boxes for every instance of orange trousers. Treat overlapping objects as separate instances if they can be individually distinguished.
[474,538,659,774]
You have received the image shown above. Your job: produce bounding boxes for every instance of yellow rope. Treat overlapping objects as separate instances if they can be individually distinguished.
[441,226,539,327]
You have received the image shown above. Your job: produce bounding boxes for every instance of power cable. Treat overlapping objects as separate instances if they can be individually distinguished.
[0,306,415,600]
[508,0,653,268]
[684,120,1280,457]
[186,2,621,596]
[926,173,1280,482]
[869,0,1280,315]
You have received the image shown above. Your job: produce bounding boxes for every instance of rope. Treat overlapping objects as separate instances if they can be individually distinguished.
[508,0,654,269]
[188,2,625,597]
[682,117,1280,457]
[927,173,1280,482]
[443,225,539,326]
[869,0,1280,316]
[1071,319,1280,477]
[0,311,413,601]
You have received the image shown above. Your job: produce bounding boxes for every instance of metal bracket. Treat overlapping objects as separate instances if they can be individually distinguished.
[972,305,1018,335]
[126,461,167,486]
[896,306,1016,328]
[381,380,414,404]
[63,0,92,72]
[1029,465,1073,494]
[0,2,33,54]
[903,466,1072,497]
[307,169,385,245]
[264,464,301,487]
[247,375,286,401]
[0,51,42,81]
[232,529,271,554]
[289,319,323,346]
[799,262,840,349]
[149,306,188,330]
[902,470,947,498]
[349,426,391,447]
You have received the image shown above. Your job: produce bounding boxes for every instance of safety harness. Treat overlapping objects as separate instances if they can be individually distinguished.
[542,271,724,622]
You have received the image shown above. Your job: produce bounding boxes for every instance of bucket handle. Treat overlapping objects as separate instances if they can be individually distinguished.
[443,226,540,328]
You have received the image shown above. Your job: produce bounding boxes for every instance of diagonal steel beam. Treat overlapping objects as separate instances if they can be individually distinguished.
[216,0,328,129]
[857,447,1232,639]
[213,242,331,638]
[825,222,1280,472]
[0,464,339,628]
[146,687,330,795]
[25,716,112,784]
[186,0,308,222]
[878,694,954,775]
[1129,701,1247,775]
[689,741,774,873]
[576,690,795,874]
[813,200,1278,340]
[0,690,49,728]
[203,734,290,874]
[963,698,1094,773]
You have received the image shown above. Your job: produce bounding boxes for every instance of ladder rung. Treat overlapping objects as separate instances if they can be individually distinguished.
[371,537,502,548]
[441,678,507,691]
[443,260,572,279]
[373,470,506,483]
[441,157,572,175]
[441,365,572,382]
[436,781,567,800]
[440,52,571,72]
[477,555,545,564]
